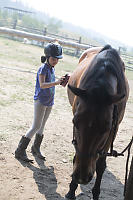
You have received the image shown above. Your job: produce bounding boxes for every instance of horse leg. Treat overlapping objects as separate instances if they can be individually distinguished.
[92,156,106,200]
[65,179,78,200]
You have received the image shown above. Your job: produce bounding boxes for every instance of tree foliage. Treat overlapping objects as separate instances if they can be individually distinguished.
[0,0,62,32]
[46,17,62,33]
[20,15,45,29]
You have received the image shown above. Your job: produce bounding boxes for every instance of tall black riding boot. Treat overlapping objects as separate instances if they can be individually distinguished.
[31,134,45,160]
[15,136,33,162]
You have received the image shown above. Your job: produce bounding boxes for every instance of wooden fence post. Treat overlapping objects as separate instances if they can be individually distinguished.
[43,27,47,36]
[41,27,47,47]
[118,46,121,55]
[75,36,81,57]
[12,19,17,29]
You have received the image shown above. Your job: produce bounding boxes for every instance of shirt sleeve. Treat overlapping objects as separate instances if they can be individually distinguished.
[38,64,47,76]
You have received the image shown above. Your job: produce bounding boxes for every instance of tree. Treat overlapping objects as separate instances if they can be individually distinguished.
[46,17,62,33]
[21,14,45,29]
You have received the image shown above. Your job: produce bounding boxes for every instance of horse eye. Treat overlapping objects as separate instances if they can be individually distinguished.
[74,123,79,130]
[72,118,77,126]
[88,121,93,128]
[74,122,79,130]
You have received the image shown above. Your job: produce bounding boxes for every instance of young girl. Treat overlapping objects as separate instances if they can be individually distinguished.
[15,42,66,162]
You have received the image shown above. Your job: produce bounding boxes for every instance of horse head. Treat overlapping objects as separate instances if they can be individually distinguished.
[68,45,126,184]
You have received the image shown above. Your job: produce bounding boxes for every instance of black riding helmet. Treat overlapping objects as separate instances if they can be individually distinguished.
[44,42,63,59]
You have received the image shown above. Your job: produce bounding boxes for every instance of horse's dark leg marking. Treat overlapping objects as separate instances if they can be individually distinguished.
[92,156,106,200]
[65,179,78,200]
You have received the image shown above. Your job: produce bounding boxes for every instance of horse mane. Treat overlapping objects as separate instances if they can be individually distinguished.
[82,45,126,97]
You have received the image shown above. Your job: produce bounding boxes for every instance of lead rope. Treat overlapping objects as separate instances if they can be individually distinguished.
[107,136,133,196]
[107,106,133,196]
[108,105,118,155]
[123,136,133,196]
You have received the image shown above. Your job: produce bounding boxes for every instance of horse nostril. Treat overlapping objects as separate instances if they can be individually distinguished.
[72,172,93,184]
[80,174,93,184]
[82,175,93,184]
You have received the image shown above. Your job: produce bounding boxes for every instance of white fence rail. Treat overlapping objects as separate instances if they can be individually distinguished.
[0,27,90,50]
[0,27,133,71]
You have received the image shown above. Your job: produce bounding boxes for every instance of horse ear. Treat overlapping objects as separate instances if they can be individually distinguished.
[110,94,125,104]
[99,44,112,53]
[68,84,87,98]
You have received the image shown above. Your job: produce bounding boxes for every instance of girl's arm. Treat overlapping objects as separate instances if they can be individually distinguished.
[39,74,62,89]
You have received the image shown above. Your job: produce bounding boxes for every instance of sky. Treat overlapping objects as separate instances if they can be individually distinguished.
[19,0,133,46]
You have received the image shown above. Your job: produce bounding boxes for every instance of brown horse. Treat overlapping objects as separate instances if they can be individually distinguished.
[65,45,129,200]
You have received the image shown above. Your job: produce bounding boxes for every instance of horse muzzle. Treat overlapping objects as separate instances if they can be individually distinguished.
[72,172,93,184]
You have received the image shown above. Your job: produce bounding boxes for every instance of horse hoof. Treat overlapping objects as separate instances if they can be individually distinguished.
[65,192,76,200]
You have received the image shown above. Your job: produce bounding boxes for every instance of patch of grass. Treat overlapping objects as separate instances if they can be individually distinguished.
[56,55,78,76]
[69,152,75,163]
[0,101,9,107]
[27,81,33,86]
[0,89,6,95]
[128,96,133,104]
[4,42,9,46]
[125,70,133,80]
[11,94,25,102]
[0,134,8,141]
[0,37,41,69]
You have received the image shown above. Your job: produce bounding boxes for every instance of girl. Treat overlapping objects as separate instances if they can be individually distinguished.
[15,42,65,162]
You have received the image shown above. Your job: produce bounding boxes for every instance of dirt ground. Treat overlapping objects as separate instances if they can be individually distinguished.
[0,64,133,200]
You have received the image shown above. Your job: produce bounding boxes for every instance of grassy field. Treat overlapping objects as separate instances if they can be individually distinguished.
[0,36,79,108]
[0,36,132,77]
[125,69,133,80]
[0,36,133,108]
[0,36,80,137]
[0,36,132,108]
[0,36,78,74]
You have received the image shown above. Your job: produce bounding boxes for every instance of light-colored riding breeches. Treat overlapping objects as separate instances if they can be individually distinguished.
[25,100,52,139]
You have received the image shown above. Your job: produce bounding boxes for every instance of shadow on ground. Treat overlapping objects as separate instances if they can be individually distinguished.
[76,169,124,200]
[18,156,65,200]
[17,157,124,200]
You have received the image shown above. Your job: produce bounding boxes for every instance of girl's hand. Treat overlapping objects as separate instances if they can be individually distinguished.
[56,77,64,85]
[60,74,70,87]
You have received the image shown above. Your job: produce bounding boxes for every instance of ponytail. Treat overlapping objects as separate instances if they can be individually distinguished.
[41,56,46,63]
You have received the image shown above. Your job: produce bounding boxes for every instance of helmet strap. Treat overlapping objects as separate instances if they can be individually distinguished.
[46,57,53,68]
